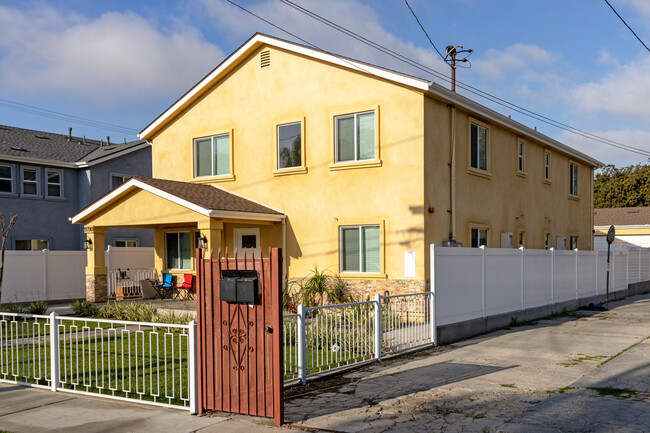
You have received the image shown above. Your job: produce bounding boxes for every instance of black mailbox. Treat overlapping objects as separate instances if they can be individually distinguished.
[219,269,260,304]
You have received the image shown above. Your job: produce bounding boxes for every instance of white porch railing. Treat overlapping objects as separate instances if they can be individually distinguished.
[107,268,157,300]
[0,312,197,413]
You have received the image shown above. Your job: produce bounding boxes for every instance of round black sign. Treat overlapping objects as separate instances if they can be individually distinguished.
[606,225,615,244]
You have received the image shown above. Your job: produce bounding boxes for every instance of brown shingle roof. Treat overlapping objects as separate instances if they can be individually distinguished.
[133,177,282,215]
[594,207,650,226]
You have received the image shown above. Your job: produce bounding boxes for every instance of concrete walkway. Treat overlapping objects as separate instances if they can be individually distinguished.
[1,294,648,432]
[286,293,650,432]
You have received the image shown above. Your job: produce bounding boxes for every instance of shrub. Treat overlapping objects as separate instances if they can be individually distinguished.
[25,301,48,315]
[0,303,26,314]
[70,300,100,317]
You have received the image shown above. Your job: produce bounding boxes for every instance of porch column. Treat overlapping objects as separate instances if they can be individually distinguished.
[84,226,107,303]
[197,218,223,257]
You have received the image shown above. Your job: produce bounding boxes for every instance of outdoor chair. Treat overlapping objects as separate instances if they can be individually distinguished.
[140,278,158,299]
[152,273,174,299]
[174,274,195,300]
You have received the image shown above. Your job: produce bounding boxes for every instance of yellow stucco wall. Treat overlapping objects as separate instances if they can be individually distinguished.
[150,46,426,280]
[422,97,594,252]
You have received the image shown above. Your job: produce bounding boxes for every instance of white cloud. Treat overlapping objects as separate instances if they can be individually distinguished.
[471,44,557,81]
[597,49,619,66]
[618,0,650,18]
[571,55,650,121]
[559,129,650,167]
[0,5,224,106]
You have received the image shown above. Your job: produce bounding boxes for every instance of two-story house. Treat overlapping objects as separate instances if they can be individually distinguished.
[72,33,601,301]
[0,124,153,250]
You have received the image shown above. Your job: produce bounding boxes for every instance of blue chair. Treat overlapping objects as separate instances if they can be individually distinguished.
[153,273,174,298]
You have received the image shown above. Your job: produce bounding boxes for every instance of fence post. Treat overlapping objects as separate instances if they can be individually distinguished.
[374,293,382,362]
[429,244,437,347]
[638,249,642,283]
[611,250,616,291]
[519,246,525,310]
[297,304,306,385]
[550,248,555,304]
[49,312,59,392]
[189,320,198,414]
[626,250,629,289]
[595,250,599,295]
[480,246,486,318]
[575,248,579,300]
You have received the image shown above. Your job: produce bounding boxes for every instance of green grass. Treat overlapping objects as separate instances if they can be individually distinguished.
[283,343,373,380]
[546,386,574,394]
[588,387,639,399]
[500,383,516,388]
[560,353,607,367]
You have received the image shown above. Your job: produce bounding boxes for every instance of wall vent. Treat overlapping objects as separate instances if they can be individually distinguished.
[260,50,270,68]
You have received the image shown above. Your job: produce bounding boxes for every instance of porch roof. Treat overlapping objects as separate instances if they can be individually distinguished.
[70,176,284,224]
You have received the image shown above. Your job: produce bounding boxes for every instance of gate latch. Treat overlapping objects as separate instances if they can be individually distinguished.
[265,325,273,333]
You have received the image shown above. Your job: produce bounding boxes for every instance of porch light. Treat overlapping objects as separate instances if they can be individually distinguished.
[84,237,93,251]
[197,233,208,249]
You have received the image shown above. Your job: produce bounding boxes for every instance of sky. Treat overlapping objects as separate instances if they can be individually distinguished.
[0,0,649,167]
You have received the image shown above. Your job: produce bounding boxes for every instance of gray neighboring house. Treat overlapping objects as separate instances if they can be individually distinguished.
[0,124,153,250]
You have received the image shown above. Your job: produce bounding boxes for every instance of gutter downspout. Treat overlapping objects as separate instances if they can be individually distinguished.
[450,105,457,243]
[282,216,287,284]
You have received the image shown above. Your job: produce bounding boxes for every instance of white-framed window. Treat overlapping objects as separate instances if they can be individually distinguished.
[277,121,302,169]
[115,239,138,247]
[470,122,488,171]
[544,232,551,250]
[569,163,579,196]
[21,166,40,197]
[194,133,230,177]
[166,231,192,270]
[517,140,525,172]
[518,230,525,247]
[335,111,375,163]
[569,236,578,250]
[0,163,14,194]
[45,169,63,198]
[471,227,488,248]
[111,174,130,189]
[15,239,48,250]
[544,150,551,180]
[339,225,380,273]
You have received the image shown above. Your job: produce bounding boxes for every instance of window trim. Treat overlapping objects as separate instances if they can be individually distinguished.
[273,118,307,176]
[544,231,551,250]
[0,163,15,196]
[192,129,235,183]
[15,238,49,251]
[330,106,382,171]
[569,161,579,198]
[165,230,193,271]
[467,118,491,178]
[569,235,579,250]
[469,224,490,248]
[114,239,138,248]
[20,166,41,198]
[337,220,386,278]
[110,172,132,190]
[45,168,64,199]
[543,149,552,184]
[517,229,526,248]
[516,138,526,176]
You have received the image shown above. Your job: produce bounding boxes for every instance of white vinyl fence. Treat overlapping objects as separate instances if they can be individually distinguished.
[431,245,650,327]
[1,248,155,304]
[0,311,197,412]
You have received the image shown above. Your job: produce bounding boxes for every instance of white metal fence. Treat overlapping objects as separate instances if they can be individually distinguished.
[283,292,434,385]
[0,312,197,413]
[107,268,157,299]
[431,245,650,326]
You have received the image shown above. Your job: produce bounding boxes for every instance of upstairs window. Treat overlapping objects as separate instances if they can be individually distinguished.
[517,140,525,172]
[111,174,130,189]
[544,151,551,180]
[569,163,578,196]
[115,239,137,247]
[340,225,380,273]
[46,169,63,198]
[0,164,13,194]
[470,122,488,171]
[335,111,375,163]
[277,122,302,169]
[544,232,551,250]
[569,236,578,250]
[195,133,230,177]
[16,239,48,250]
[471,227,488,248]
[21,167,39,196]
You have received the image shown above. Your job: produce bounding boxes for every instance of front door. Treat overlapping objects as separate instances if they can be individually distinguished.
[234,228,261,259]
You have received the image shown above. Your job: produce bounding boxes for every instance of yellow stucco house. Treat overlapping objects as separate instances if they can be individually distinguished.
[72,33,601,301]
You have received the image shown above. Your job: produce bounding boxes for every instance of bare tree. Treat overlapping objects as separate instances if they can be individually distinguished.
[0,212,18,305]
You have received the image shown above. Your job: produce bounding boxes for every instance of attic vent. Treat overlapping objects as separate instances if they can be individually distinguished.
[260,50,270,68]
[35,135,50,140]
[10,146,28,152]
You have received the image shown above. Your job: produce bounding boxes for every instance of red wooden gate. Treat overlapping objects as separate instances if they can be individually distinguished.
[195,247,283,426]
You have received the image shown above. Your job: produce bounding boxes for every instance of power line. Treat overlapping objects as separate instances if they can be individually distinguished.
[403,0,446,62]
[274,0,650,157]
[0,98,139,135]
[603,0,650,53]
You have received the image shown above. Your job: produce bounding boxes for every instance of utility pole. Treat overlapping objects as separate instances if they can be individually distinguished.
[445,45,473,92]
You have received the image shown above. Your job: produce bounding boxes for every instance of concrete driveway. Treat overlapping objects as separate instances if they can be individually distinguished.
[285,293,650,432]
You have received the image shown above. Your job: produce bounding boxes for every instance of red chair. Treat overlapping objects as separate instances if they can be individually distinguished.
[174,274,195,300]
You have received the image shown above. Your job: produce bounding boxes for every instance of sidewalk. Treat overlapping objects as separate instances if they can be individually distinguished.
[1,293,648,433]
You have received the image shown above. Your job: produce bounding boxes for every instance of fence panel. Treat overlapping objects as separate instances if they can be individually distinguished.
[485,249,521,315]
[553,250,575,302]
[523,250,552,308]
[0,312,52,388]
[597,252,608,294]
[381,293,432,355]
[613,251,627,291]
[282,314,300,384]
[107,268,156,299]
[1,252,45,303]
[627,248,641,284]
[642,249,650,282]
[105,247,155,270]
[577,251,597,297]
[435,248,483,325]
[47,251,86,300]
